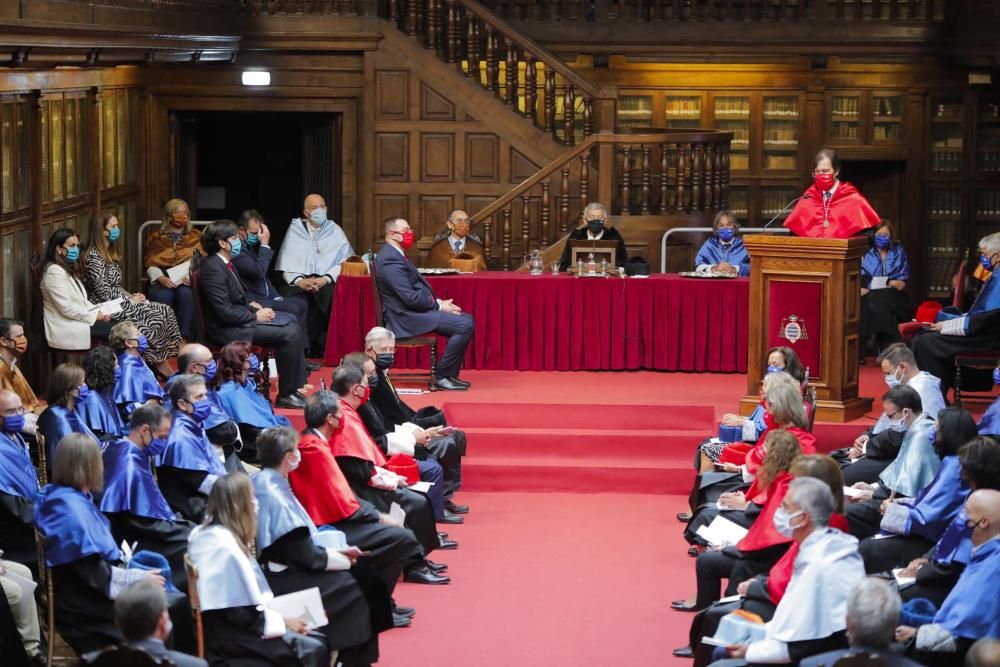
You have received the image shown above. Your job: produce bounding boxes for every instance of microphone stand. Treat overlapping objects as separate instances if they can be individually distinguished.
[761,196,805,231]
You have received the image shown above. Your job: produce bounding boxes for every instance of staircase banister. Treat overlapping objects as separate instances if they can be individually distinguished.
[455,0,605,99]
[600,129,734,144]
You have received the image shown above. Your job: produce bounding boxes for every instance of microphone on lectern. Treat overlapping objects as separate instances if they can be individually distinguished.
[761,196,805,231]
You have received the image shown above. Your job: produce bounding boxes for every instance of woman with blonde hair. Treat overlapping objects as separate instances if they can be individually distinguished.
[143,198,201,339]
[36,362,100,476]
[187,473,329,666]
[83,210,181,376]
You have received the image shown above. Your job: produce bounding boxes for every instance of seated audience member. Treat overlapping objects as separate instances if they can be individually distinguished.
[84,210,181,378]
[895,489,1000,663]
[110,320,165,418]
[253,427,391,661]
[0,553,41,662]
[0,390,39,569]
[77,346,126,441]
[109,579,207,667]
[197,219,308,409]
[913,232,1000,395]
[838,342,946,485]
[694,210,750,277]
[35,434,170,655]
[0,319,42,435]
[713,478,866,665]
[342,352,460,523]
[979,366,1000,438]
[860,221,911,355]
[37,362,100,474]
[187,473,328,667]
[39,228,111,353]
[156,374,227,523]
[167,343,241,462]
[423,208,488,271]
[557,202,628,272]
[677,430,802,611]
[376,216,475,391]
[100,403,193,592]
[846,385,939,539]
[330,363,451,573]
[290,391,432,622]
[860,408,979,573]
[275,194,355,356]
[144,198,201,340]
[800,578,921,667]
[234,209,309,327]
[214,341,291,456]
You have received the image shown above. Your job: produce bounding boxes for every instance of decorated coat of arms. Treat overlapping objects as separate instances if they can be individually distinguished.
[779,314,809,344]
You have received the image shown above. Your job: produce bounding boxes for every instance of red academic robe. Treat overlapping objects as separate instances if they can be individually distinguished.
[783,181,880,238]
[331,402,387,468]
[766,513,850,604]
[289,433,361,526]
[719,425,817,484]
[735,472,794,554]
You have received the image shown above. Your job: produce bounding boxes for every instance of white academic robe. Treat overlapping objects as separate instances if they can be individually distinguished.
[905,372,946,421]
[275,217,354,286]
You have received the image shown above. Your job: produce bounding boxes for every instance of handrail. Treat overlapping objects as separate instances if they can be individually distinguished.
[660,226,790,273]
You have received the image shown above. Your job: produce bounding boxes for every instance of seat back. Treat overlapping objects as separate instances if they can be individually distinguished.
[807,386,818,432]
[183,555,205,658]
[87,644,174,666]
[35,530,56,666]
[36,432,48,486]
[801,366,810,398]
[189,269,211,346]
[951,259,968,309]
[366,252,386,328]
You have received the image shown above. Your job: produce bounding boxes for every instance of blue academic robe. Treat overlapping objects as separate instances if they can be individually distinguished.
[100,438,175,522]
[163,373,231,431]
[860,244,910,285]
[157,411,226,477]
[931,508,973,567]
[0,431,39,499]
[694,236,750,276]
[980,396,1000,437]
[935,271,1000,333]
[37,404,100,470]
[217,380,291,430]
[77,385,126,440]
[114,353,164,415]
[934,536,1000,640]
[899,455,968,542]
[34,484,121,567]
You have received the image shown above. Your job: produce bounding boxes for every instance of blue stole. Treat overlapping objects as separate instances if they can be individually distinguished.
[100,438,175,522]
[879,415,940,497]
[114,353,164,411]
[860,244,910,283]
[251,468,317,551]
[934,537,1000,640]
[77,385,126,438]
[157,411,226,476]
[38,405,100,468]
[694,236,750,276]
[34,484,121,567]
[980,396,1000,437]
[937,272,1000,327]
[748,404,767,440]
[0,431,39,499]
[932,508,973,566]
[901,455,968,542]
[217,381,291,429]
[163,373,230,431]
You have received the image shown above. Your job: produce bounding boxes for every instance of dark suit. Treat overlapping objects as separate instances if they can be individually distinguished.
[800,646,922,667]
[558,226,629,271]
[128,638,208,667]
[231,243,309,326]
[375,244,474,380]
[197,254,306,397]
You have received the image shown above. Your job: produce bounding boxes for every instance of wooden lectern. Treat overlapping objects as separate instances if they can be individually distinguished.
[739,235,873,423]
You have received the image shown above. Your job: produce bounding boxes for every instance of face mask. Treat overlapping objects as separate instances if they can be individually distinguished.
[2,414,24,434]
[766,364,782,374]
[773,507,803,538]
[398,230,415,249]
[114,366,122,382]
[374,353,395,370]
[888,410,908,432]
[981,254,996,272]
[287,450,301,472]
[994,366,1000,385]
[227,238,242,257]
[147,437,168,457]
[107,227,121,242]
[247,233,259,245]
[586,219,605,235]
[883,365,904,389]
[763,412,777,431]
[203,360,218,382]
[4,336,27,354]
[191,398,213,423]
[356,384,371,404]
[248,354,260,373]
[64,246,80,263]
[76,384,90,401]
[718,228,735,242]
[367,372,379,388]
[874,235,891,249]
[309,208,328,226]
[136,335,149,353]
[814,173,836,191]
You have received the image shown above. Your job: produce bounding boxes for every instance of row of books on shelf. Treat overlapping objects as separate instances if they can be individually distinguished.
[831,97,860,117]
[764,156,797,170]
[928,223,963,253]
[665,99,701,116]
[977,152,1000,173]
[831,123,861,139]
[762,99,798,116]
[926,259,959,295]
[929,190,961,216]
[761,191,798,215]
[930,151,963,172]
[934,103,963,119]
[716,98,750,116]
[976,191,1000,216]
[873,124,901,141]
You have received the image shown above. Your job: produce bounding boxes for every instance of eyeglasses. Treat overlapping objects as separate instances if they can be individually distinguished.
[885,409,903,420]
[965,515,985,530]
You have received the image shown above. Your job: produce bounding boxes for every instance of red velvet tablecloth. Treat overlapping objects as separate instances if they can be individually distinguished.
[324,272,749,372]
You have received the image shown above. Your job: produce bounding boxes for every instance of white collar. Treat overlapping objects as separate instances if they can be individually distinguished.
[449,234,465,247]
[586,229,606,241]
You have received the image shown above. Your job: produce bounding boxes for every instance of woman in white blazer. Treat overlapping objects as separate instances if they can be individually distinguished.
[40,228,112,351]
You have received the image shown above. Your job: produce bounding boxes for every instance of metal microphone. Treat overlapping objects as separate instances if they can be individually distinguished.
[762,196,805,230]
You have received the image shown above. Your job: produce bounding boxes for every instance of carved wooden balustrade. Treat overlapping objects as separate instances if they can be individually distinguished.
[381,0,617,145]
[239,0,369,14]
[467,129,732,269]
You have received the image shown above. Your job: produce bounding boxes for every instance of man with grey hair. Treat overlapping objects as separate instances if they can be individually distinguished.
[714,478,866,665]
[800,578,921,667]
[914,231,1000,394]
[557,201,628,271]
[424,208,488,271]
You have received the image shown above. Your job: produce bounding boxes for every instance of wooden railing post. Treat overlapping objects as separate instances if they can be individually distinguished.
[563,85,576,146]
[540,181,551,244]
[484,218,492,263]
[619,145,632,215]
[502,207,512,270]
[559,168,570,233]
[524,55,537,121]
[521,195,531,255]
[579,153,590,211]
[544,70,556,136]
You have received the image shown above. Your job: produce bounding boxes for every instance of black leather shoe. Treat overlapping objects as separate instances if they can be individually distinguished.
[676,512,692,522]
[403,565,450,585]
[437,510,464,524]
[275,393,306,409]
[670,600,698,612]
[450,377,471,389]
[437,531,449,540]
[306,360,322,372]
[672,646,693,658]
[444,501,469,514]
[392,612,412,628]
[426,560,448,574]
[438,537,459,550]
[434,377,469,391]
[393,604,416,618]
[687,547,699,557]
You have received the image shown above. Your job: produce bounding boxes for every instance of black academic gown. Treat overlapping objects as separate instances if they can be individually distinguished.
[201,606,327,667]
[834,428,905,486]
[558,226,629,272]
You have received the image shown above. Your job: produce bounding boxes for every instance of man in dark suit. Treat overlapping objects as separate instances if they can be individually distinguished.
[112,579,208,667]
[196,219,307,408]
[234,210,309,327]
[375,216,475,391]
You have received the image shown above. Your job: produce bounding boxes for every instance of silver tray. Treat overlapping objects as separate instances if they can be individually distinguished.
[678,271,739,279]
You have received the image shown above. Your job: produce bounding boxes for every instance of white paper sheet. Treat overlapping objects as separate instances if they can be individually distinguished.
[869,277,889,290]
[410,481,433,493]
[843,486,865,499]
[695,516,749,548]
[166,261,191,284]
[98,298,125,316]
[389,501,406,525]
[268,587,328,628]
[892,568,916,589]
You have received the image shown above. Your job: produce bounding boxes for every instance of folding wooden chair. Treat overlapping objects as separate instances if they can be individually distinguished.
[35,432,47,486]
[954,351,1000,408]
[183,555,205,659]
[34,530,56,667]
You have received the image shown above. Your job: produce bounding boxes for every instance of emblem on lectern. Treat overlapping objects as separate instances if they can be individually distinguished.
[779,315,809,344]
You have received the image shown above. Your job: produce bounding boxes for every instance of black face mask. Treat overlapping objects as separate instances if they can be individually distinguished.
[587,219,605,235]
[374,353,395,370]
[367,372,379,388]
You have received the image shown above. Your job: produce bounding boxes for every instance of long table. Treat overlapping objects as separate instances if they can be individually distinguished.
[324,272,749,372]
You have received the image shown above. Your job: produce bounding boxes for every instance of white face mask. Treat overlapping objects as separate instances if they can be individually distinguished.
[883,364,904,389]
[309,207,328,226]
[773,507,803,538]
[888,409,909,432]
[287,450,301,472]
